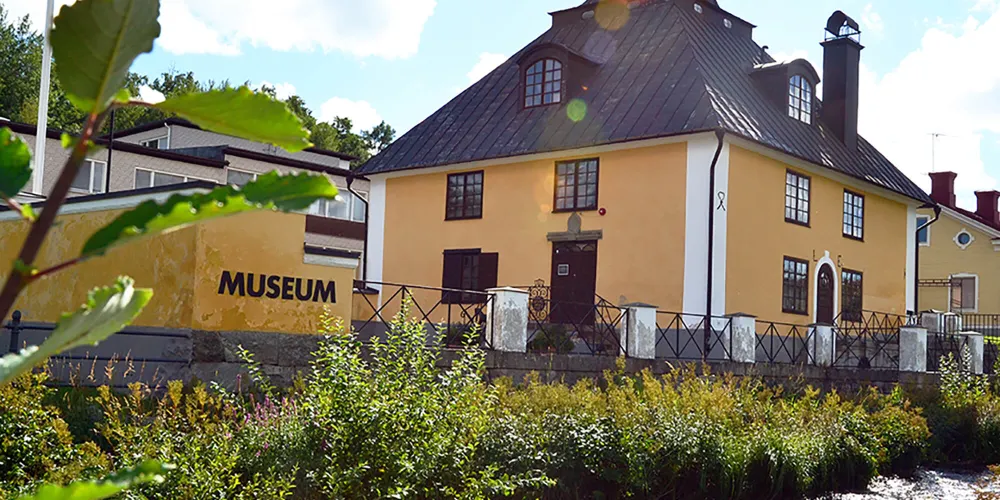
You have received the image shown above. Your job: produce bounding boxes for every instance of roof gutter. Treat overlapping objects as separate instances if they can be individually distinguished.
[913,203,941,313]
[705,129,725,351]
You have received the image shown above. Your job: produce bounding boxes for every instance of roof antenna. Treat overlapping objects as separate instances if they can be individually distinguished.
[759,45,769,64]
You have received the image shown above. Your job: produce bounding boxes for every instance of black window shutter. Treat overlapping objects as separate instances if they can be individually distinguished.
[442,252,464,303]
[477,253,499,301]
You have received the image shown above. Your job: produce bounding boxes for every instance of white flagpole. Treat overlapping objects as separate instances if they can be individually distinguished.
[32,0,55,195]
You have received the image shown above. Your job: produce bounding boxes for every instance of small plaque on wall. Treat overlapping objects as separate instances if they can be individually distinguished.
[557,264,570,276]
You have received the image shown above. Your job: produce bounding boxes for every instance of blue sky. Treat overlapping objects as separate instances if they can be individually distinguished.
[10,0,1000,206]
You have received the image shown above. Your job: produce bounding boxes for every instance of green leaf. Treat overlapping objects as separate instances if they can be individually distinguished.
[18,461,172,500]
[50,0,160,114]
[20,203,37,221]
[0,127,32,198]
[155,87,312,152]
[0,277,152,385]
[81,171,337,258]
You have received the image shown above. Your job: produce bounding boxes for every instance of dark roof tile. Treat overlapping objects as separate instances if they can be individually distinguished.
[359,1,930,202]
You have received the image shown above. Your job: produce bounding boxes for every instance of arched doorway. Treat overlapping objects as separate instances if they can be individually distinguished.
[816,264,835,325]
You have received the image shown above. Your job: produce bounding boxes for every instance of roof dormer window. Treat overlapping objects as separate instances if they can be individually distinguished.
[788,75,812,124]
[525,58,562,108]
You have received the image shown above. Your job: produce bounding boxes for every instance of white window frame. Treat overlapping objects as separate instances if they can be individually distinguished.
[949,273,979,313]
[139,135,169,150]
[225,168,259,187]
[916,215,931,246]
[134,168,212,189]
[954,228,975,250]
[309,190,368,223]
[70,159,108,194]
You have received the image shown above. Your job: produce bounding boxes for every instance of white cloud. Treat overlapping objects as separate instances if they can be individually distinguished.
[257,81,297,100]
[972,0,999,13]
[467,52,507,84]
[858,12,1000,207]
[319,97,382,132]
[861,4,885,36]
[5,0,436,59]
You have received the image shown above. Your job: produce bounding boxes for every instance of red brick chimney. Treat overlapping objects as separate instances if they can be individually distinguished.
[929,171,957,208]
[975,190,1000,228]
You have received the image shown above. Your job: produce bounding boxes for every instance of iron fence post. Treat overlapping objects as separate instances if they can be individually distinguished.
[6,310,21,354]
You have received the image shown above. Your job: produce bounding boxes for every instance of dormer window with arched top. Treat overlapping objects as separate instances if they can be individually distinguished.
[525,58,563,108]
[788,75,812,124]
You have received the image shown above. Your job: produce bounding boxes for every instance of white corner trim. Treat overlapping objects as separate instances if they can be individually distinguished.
[812,251,839,324]
[303,253,358,269]
[683,135,726,315]
[366,176,387,304]
[949,273,979,313]
[906,206,916,312]
[954,228,975,250]
[712,140,730,315]
[993,238,1000,252]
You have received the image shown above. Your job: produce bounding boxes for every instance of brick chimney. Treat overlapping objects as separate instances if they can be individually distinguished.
[929,171,957,208]
[976,190,1000,227]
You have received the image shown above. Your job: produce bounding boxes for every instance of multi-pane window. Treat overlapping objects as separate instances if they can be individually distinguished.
[841,269,863,322]
[951,276,977,312]
[226,169,257,187]
[70,159,107,194]
[134,169,204,188]
[446,171,484,220]
[916,215,931,245]
[782,257,809,315]
[442,250,499,304]
[788,75,812,124]
[309,191,367,223]
[843,190,865,240]
[554,159,599,212]
[525,58,562,108]
[139,136,168,149]
[784,170,810,226]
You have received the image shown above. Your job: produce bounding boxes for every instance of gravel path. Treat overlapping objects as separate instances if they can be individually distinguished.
[832,469,996,499]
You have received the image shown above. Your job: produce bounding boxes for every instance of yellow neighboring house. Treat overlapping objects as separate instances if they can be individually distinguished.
[917,171,1000,314]
[357,1,932,325]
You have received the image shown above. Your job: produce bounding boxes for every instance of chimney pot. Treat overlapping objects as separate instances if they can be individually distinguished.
[929,171,957,208]
[975,190,1000,228]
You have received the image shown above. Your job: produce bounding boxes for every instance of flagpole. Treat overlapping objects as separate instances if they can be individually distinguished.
[32,0,55,195]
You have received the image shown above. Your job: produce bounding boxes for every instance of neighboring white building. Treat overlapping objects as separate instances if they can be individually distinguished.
[4,118,369,274]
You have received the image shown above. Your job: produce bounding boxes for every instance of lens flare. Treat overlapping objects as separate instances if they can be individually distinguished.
[567,99,588,122]
[594,0,629,31]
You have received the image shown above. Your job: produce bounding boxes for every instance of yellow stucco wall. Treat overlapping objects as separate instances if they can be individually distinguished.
[0,208,355,333]
[726,146,910,324]
[381,142,689,313]
[0,209,198,327]
[917,207,1000,313]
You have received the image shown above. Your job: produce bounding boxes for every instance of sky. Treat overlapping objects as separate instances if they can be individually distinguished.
[7,0,1000,208]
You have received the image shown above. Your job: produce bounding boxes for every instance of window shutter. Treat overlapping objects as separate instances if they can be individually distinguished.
[442,252,464,304]
[477,253,499,300]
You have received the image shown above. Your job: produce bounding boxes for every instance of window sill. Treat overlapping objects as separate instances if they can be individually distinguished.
[843,233,864,242]
[553,207,598,214]
[784,218,810,228]
[445,215,483,222]
[782,308,809,316]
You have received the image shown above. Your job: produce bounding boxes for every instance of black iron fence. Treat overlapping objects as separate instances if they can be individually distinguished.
[756,321,815,365]
[926,331,972,372]
[526,296,625,356]
[3,310,190,387]
[654,312,733,362]
[832,311,908,370]
[352,281,494,349]
[956,314,1000,337]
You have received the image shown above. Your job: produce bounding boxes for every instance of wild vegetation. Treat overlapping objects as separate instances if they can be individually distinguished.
[7,306,1000,499]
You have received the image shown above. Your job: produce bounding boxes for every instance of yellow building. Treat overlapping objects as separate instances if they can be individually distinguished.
[358,2,931,326]
[917,171,1000,314]
[0,184,358,334]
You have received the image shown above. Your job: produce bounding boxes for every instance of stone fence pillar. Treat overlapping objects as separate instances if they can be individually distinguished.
[485,287,529,353]
[621,303,657,359]
[727,313,756,364]
[962,331,985,375]
[808,324,834,367]
[899,325,928,372]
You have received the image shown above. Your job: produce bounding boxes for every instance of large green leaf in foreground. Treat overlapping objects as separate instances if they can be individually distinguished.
[0,277,152,385]
[50,0,160,114]
[81,171,338,258]
[0,127,32,198]
[18,461,172,500]
[156,87,313,152]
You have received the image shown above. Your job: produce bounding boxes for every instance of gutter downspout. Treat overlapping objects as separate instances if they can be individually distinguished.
[913,204,941,314]
[104,109,115,193]
[705,129,726,356]
[346,175,369,284]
